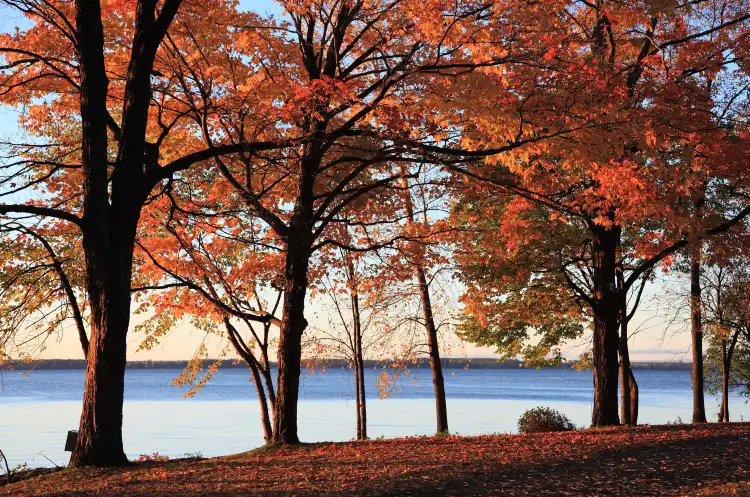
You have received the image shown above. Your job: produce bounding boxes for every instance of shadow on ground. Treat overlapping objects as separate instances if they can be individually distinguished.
[7,424,750,497]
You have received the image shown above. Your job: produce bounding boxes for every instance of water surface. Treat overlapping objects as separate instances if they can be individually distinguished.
[0,367,745,467]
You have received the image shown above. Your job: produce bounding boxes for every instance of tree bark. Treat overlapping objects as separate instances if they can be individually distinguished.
[71,0,133,459]
[69,0,182,467]
[591,224,621,427]
[70,246,133,467]
[350,286,367,440]
[628,369,639,425]
[262,360,277,415]
[224,319,274,442]
[619,353,632,425]
[356,354,367,440]
[720,340,729,422]
[690,245,707,423]
[618,299,638,426]
[402,179,448,434]
[416,266,449,434]
[272,239,310,444]
[354,363,362,438]
[249,360,273,443]
[719,330,740,423]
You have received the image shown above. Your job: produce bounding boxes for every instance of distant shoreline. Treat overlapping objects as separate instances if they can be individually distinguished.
[2,358,693,371]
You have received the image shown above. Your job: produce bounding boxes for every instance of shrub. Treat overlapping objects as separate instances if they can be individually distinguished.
[518,407,576,434]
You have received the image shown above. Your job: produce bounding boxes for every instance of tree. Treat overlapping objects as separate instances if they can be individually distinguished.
[702,254,750,422]
[134,193,285,443]
[0,0,286,465]
[394,176,455,434]
[156,0,538,444]
[313,247,394,440]
[616,265,652,425]
[445,0,750,426]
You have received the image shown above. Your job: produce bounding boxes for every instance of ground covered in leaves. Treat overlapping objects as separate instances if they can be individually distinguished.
[3,423,749,496]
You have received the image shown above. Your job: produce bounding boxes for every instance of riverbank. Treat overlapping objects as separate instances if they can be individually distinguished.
[3,423,748,496]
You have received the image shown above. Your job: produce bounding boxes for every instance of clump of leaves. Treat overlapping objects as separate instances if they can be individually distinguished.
[666,416,684,426]
[181,452,205,461]
[518,407,576,434]
[135,452,169,464]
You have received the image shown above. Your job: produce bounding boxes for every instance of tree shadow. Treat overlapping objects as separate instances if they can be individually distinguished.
[13,427,750,497]
[370,432,749,496]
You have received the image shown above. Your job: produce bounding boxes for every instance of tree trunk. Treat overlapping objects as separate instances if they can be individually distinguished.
[350,286,367,440]
[619,306,638,426]
[69,0,181,467]
[402,180,448,435]
[690,245,707,423]
[70,0,130,468]
[619,363,631,425]
[263,365,277,417]
[591,224,621,427]
[249,360,273,443]
[628,370,639,425]
[619,337,631,425]
[272,242,310,445]
[719,335,730,423]
[416,266,449,434]
[70,247,133,467]
[223,318,275,443]
[354,362,362,439]
[357,354,367,440]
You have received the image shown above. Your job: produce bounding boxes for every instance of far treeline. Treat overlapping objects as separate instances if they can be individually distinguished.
[0,0,749,468]
[3,359,695,371]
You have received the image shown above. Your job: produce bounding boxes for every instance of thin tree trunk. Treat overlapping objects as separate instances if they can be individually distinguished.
[591,224,621,427]
[258,324,277,413]
[262,363,277,415]
[719,329,740,423]
[357,353,367,440]
[629,370,639,425]
[402,180,448,434]
[720,342,730,422]
[619,305,638,425]
[416,266,449,434]
[249,360,273,442]
[350,285,367,440]
[619,361,631,425]
[619,322,631,425]
[223,319,274,442]
[354,361,362,439]
[690,245,707,423]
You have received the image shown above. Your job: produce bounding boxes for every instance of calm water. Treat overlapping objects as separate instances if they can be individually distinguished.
[0,367,746,467]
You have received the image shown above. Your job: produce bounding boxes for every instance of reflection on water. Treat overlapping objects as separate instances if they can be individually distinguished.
[0,368,745,467]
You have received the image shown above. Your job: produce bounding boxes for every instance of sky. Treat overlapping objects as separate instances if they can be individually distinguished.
[0,0,697,363]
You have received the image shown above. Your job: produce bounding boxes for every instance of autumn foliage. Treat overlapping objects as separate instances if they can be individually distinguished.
[4,423,750,496]
[0,0,749,471]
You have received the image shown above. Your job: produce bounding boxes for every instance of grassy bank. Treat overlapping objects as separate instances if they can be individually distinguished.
[3,423,749,496]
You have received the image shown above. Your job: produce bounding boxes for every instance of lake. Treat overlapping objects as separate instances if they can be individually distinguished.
[0,367,746,468]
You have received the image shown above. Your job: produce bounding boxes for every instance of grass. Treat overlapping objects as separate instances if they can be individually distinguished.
[3,422,749,496]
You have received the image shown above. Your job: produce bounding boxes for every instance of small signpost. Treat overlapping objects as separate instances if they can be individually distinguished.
[64,431,77,452]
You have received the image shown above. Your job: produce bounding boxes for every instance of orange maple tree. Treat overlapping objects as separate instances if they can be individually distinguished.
[0,0,289,465]
[448,0,750,426]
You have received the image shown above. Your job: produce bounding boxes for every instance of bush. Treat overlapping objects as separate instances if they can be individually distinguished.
[518,407,576,434]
